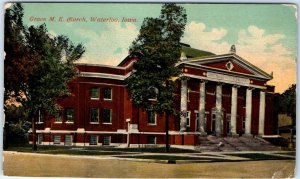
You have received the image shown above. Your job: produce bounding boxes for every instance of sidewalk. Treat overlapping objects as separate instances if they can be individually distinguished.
[114,150,295,164]
[4,149,295,164]
[3,151,295,178]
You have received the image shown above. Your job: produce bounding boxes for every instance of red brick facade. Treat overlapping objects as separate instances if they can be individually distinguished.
[30,52,277,147]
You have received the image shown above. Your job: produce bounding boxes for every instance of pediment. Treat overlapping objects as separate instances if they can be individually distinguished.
[184,54,272,80]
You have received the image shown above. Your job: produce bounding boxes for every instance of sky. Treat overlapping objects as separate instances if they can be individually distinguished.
[15,3,298,93]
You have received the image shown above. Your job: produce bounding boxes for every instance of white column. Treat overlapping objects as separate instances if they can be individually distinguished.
[199,80,207,136]
[215,83,223,136]
[230,85,238,136]
[258,91,266,135]
[245,88,253,135]
[180,77,188,132]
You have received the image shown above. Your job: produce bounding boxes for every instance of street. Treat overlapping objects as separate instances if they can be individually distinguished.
[3,151,295,178]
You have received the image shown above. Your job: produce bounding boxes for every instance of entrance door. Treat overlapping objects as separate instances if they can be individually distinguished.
[226,114,231,135]
[211,109,224,136]
[211,113,216,134]
[197,112,208,132]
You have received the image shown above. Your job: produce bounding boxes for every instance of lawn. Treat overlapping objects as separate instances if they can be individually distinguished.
[86,146,199,153]
[275,152,296,156]
[118,155,209,161]
[4,145,199,156]
[38,149,126,155]
[227,153,295,160]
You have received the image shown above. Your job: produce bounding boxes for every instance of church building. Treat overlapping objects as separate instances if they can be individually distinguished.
[30,45,277,147]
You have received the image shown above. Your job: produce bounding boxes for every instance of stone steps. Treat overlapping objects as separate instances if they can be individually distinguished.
[197,135,280,152]
[196,145,220,152]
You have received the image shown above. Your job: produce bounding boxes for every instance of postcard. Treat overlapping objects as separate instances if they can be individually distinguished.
[3,2,296,178]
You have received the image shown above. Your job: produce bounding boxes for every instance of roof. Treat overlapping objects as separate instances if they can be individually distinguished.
[180,53,273,81]
[181,45,215,58]
[117,52,141,67]
[118,44,215,66]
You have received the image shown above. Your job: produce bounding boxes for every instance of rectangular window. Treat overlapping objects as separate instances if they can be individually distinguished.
[103,88,112,100]
[53,135,61,145]
[186,111,191,127]
[90,108,99,123]
[65,108,74,123]
[103,108,112,123]
[212,113,216,132]
[90,87,100,99]
[90,136,98,145]
[147,111,156,125]
[148,136,156,144]
[65,135,72,146]
[38,134,43,145]
[55,110,63,123]
[187,88,190,102]
[38,110,44,123]
[103,136,111,146]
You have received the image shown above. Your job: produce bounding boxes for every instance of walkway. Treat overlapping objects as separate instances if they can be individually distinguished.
[3,151,295,178]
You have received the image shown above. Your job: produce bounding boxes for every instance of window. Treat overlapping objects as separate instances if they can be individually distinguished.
[55,110,63,123]
[148,136,156,144]
[38,110,44,123]
[90,87,100,99]
[90,108,99,123]
[90,136,98,145]
[65,135,72,146]
[212,113,216,132]
[103,88,112,100]
[187,88,191,102]
[38,134,43,145]
[53,135,61,145]
[103,136,111,146]
[147,110,156,125]
[186,111,191,127]
[65,108,74,123]
[103,108,112,123]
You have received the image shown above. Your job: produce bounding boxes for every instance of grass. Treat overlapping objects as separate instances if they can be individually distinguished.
[4,145,199,156]
[275,152,296,156]
[37,150,125,155]
[118,155,212,161]
[86,147,199,153]
[227,153,295,160]
[6,145,72,152]
[118,153,295,163]
[6,146,128,156]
